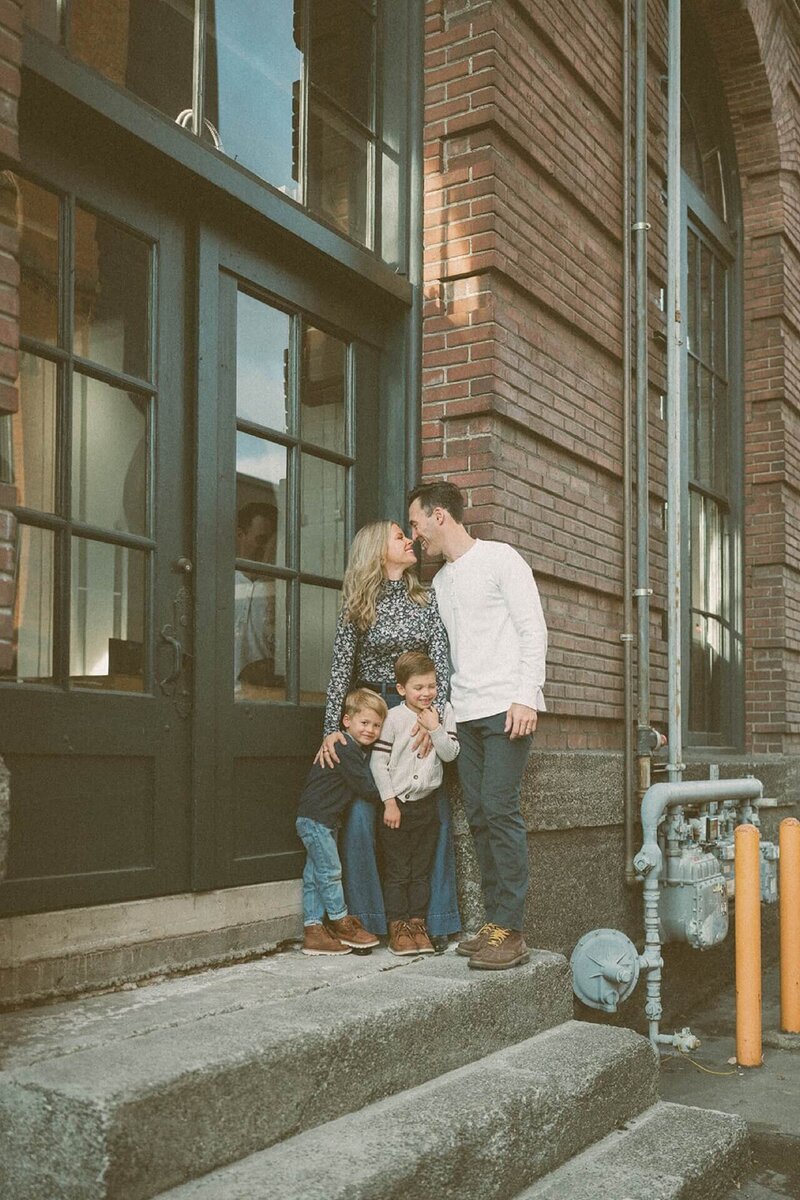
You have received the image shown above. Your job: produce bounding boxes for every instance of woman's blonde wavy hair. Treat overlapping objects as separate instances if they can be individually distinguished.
[341,520,429,633]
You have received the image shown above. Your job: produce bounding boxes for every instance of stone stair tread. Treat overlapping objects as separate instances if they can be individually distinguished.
[0,947,495,1069]
[518,1100,750,1199]
[155,1021,658,1200]
[1,952,573,1200]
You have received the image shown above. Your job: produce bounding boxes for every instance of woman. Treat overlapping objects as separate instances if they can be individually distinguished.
[318,520,460,946]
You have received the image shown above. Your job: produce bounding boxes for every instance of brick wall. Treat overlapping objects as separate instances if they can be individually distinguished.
[422,0,800,759]
[0,0,19,680]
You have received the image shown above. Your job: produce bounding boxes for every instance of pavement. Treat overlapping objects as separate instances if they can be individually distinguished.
[658,962,800,1199]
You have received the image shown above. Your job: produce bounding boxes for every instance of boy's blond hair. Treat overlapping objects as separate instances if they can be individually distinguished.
[395,651,436,687]
[343,687,388,721]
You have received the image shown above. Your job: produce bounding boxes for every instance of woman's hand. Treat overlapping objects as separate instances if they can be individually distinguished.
[383,797,402,828]
[410,726,433,758]
[314,730,347,768]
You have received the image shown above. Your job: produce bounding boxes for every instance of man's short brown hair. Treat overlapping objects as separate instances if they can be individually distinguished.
[407,480,465,523]
[343,687,388,721]
[395,651,436,687]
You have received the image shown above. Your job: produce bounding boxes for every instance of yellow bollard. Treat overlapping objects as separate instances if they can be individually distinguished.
[735,823,762,1067]
[780,818,800,1033]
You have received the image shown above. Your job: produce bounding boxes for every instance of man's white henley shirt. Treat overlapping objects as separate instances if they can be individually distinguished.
[432,539,547,723]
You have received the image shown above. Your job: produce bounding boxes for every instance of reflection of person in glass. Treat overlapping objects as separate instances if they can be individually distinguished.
[235,501,278,692]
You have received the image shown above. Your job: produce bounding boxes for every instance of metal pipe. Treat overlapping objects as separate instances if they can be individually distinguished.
[779,818,800,1033]
[665,0,683,781]
[622,0,636,883]
[735,823,763,1066]
[634,0,652,806]
[633,775,762,1050]
[638,777,762,856]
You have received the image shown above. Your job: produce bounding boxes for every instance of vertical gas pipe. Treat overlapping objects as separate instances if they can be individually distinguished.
[622,0,636,883]
[665,0,683,783]
[735,823,762,1066]
[634,0,653,810]
[780,818,800,1033]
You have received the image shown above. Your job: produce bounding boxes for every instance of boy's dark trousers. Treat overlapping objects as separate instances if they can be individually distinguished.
[378,794,440,920]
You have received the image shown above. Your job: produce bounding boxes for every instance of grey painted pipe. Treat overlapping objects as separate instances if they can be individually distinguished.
[636,774,762,1048]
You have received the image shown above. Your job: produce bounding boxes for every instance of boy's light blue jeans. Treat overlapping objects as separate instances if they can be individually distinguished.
[296,816,348,926]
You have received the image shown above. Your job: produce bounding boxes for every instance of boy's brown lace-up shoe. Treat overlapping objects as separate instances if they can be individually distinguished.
[407,917,435,954]
[387,920,419,956]
[456,923,499,957]
[302,924,352,956]
[326,915,380,949]
[468,927,530,970]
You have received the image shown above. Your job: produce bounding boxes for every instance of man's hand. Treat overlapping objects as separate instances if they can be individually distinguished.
[383,797,402,828]
[313,730,347,768]
[504,703,538,740]
[410,726,433,757]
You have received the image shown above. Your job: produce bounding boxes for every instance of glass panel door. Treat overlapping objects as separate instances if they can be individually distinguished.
[196,227,382,889]
[0,137,192,915]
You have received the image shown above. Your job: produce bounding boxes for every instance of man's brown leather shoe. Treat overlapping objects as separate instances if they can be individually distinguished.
[327,915,380,949]
[302,923,352,956]
[456,923,498,957]
[468,927,530,970]
[407,917,435,954]
[388,920,419,956]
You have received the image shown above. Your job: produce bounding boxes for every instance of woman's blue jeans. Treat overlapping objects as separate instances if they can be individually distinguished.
[339,689,461,936]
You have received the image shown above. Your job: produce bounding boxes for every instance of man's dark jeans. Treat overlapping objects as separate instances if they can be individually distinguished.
[378,793,440,921]
[456,711,532,931]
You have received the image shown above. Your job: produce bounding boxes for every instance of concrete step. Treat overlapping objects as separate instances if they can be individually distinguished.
[154,1020,658,1200]
[0,949,572,1200]
[519,1101,750,1199]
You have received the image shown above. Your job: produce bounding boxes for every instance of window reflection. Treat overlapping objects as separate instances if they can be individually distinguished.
[74,206,151,380]
[0,354,57,513]
[0,524,55,684]
[300,453,345,578]
[308,0,374,129]
[70,537,146,690]
[206,0,303,198]
[307,104,369,245]
[236,432,287,569]
[301,325,345,451]
[71,374,148,535]
[300,583,339,702]
[234,571,287,703]
[0,173,60,346]
[70,0,195,125]
[236,293,291,432]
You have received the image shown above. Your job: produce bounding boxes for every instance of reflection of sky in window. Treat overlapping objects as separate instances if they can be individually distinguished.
[236,293,289,431]
[213,2,303,197]
[236,431,286,486]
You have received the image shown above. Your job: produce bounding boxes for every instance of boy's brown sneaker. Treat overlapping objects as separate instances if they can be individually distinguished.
[387,920,419,956]
[456,923,498,957]
[468,927,530,970]
[302,924,352,956]
[327,914,380,949]
[407,917,435,954]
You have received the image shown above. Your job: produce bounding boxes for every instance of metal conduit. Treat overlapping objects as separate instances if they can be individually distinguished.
[622,0,636,884]
[634,0,653,833]
[665,0,683,782]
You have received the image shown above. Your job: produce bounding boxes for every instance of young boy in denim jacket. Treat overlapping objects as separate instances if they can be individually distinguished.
[296,687,388,956]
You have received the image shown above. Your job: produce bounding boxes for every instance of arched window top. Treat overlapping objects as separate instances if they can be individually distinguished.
[681,18,733,222]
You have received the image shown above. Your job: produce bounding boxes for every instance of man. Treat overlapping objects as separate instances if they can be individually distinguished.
[235,501,278,692]
[408,481,547,970]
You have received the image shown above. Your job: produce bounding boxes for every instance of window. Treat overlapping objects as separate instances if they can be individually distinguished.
[233,291,353,704]
[24,0,406,263]
[682,19,742,745]
[0,171,155,691]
